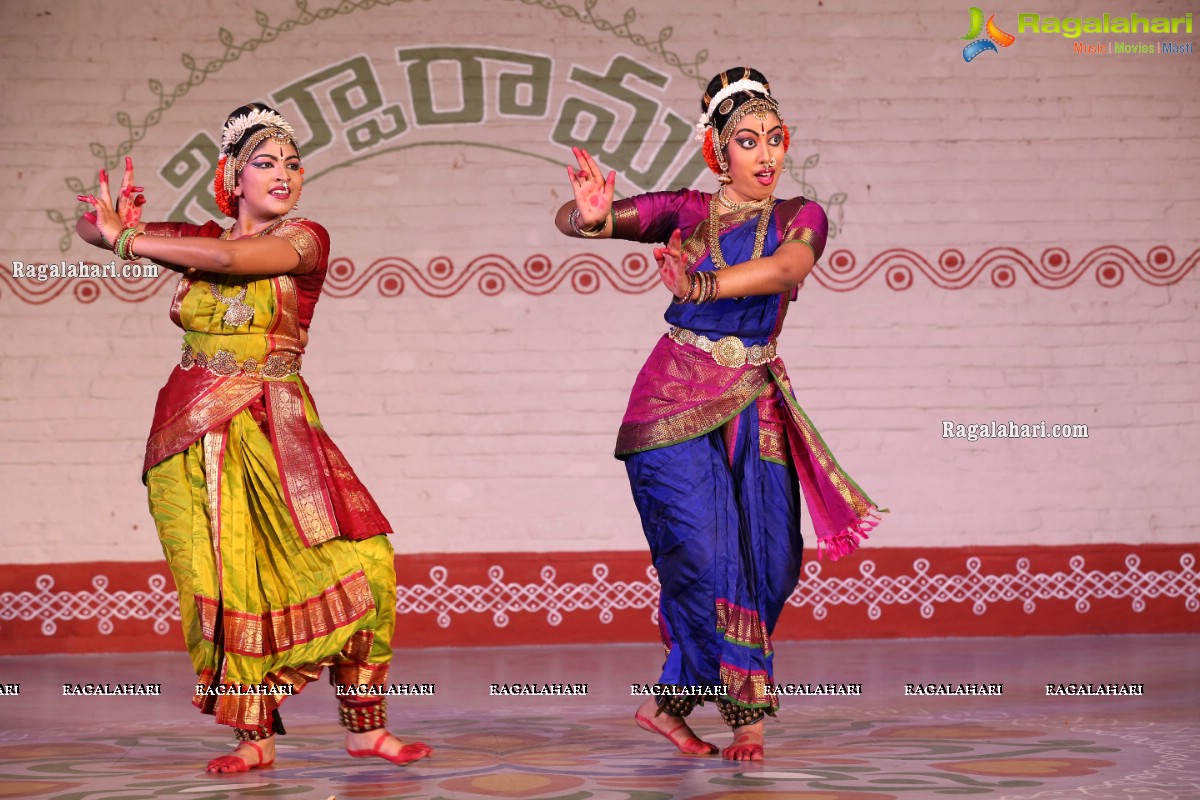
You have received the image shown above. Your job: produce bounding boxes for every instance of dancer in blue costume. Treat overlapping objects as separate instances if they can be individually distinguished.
[554,68,882,760]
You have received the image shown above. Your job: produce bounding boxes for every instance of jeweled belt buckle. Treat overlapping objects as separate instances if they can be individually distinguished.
[712,335,748,368]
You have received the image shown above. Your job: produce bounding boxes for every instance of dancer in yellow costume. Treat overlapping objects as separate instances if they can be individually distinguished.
[76,103,432,772]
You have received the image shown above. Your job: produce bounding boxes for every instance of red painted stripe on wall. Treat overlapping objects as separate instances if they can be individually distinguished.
[0,545,1195,655]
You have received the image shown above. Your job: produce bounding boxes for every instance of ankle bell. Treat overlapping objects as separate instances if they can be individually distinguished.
[339,698,388,733]
[716,698,766,728]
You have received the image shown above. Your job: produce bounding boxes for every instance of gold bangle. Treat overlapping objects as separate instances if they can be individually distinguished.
[569,207,606,238]
[125,231,144,260]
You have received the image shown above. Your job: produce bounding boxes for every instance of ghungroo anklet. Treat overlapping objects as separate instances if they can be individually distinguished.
[338,698,387,733]
[234,722,273,741]
[654,686,700,718]
[717,698,766,728]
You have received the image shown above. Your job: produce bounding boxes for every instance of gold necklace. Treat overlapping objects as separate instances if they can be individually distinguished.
[220,217,286,241]
[208,218,286,328]
[717,186,773,212]
[208,282,255,327]
[707,194,774,270]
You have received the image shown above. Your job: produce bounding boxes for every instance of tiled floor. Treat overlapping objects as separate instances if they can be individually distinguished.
[1,635,1197,799]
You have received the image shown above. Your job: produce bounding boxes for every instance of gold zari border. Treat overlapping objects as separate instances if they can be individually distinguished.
[759,423,788,464]
[144,377,261,472]
[770,363,877,520]
[616,366,767,456]
[332,658,389,690]
[270,222,320,274]
[194,660,329,729]
[783,226,821,254]
[716,598,774,656]
[719,664,779,710]
[266,381,340,547]
[196,570,375,658]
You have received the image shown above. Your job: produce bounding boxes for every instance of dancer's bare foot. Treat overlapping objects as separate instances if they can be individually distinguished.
[206,737,275,773]
[722,719,765,761]
[634,696,718,755]
[345,729,433,765]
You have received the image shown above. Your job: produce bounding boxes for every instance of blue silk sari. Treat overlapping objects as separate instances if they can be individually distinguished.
[612,190,880,713]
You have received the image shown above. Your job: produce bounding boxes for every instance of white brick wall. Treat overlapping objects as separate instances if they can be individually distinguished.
[1,0,1197,563]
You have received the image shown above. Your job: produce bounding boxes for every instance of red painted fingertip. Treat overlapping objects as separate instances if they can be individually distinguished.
[135,194,146,206]
[83,212,97,223]
[76,195,88,202]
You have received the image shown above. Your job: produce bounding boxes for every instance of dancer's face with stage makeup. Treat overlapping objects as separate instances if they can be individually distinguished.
[234,139,302,221]
[723,111,784,204]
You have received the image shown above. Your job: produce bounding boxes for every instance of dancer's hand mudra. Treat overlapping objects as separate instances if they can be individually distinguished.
[654,229,688,300]
[565,147,615,229]
[77,156,146,244]
[114,156,147,229]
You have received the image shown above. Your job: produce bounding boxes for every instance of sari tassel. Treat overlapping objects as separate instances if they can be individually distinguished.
[817,517,880,562]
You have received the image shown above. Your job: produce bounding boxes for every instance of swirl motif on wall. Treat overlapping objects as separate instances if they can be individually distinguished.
[324,252,657,298]
[2,247,1194,303]
[815,246,1198,292]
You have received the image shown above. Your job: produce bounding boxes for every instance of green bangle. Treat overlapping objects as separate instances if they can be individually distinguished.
[114,227,138,260]
[113,227,130,256]
[124,231,143,260]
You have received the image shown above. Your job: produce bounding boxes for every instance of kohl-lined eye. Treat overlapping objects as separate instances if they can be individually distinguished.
[736,138,757,149]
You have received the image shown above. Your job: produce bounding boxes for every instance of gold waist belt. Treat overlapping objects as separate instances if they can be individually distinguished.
[668,326,777,368]
[180,344,301,379]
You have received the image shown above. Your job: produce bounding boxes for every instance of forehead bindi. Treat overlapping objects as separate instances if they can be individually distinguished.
[735,123,784,138]
[250,141,299,161]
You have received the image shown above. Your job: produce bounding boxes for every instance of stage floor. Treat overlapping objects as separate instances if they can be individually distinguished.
[1,635,1197,799]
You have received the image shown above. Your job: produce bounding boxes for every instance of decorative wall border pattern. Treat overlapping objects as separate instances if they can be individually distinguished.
[792,554,1199,621]
[323,253,657,297]
[1,552,1194,650]
[817,245,1199,291]
[4,246,1195,304]
[3,574,176,637]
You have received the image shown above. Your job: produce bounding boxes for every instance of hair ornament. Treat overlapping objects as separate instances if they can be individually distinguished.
[220,109,296,157]
[694,78,773,141]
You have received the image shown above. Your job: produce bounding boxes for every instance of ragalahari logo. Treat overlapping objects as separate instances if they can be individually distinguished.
[962,7,1016,61]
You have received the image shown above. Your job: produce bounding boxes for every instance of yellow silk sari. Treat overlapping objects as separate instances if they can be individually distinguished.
[143,219,394,731]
